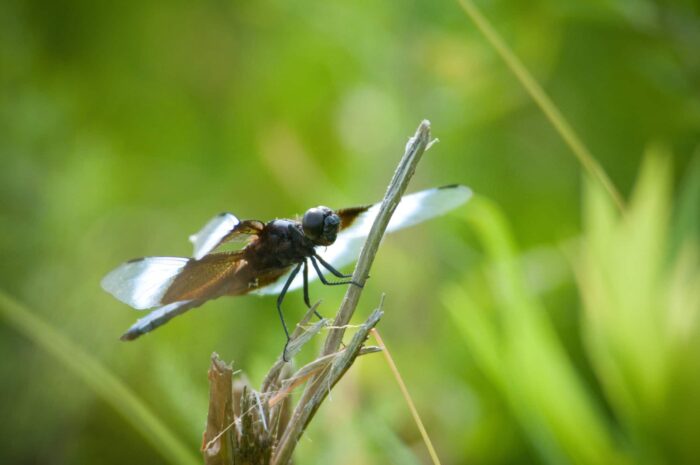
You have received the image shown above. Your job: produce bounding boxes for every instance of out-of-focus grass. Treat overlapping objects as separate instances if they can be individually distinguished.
[579,153,700,464]
[445,153,700,464]
[0,291,199,465]
[444,197,624,465]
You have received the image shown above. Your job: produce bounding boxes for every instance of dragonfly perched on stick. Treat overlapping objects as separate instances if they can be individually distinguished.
[102,184,471,359]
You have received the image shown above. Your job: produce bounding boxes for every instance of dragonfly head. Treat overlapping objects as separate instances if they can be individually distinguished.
[302,206,340,246]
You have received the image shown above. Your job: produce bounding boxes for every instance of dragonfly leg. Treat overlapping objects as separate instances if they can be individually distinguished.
[313,253,353,278]
[303,259,323,320]
[309,256,361,287]
[278,262,302,362]
[312,254,363,288]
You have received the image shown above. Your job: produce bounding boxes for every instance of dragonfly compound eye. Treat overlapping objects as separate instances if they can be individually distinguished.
[302,207,326,240]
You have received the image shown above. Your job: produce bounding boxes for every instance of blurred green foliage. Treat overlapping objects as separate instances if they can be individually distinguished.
[446,154,700,465]
[1,0,699,464]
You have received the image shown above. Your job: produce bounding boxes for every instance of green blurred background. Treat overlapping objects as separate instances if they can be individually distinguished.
[1,0,699,464]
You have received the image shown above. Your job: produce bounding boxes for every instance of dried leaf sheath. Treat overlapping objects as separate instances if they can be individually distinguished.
[202,355,235,465]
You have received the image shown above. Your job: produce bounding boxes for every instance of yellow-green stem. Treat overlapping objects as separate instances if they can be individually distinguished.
[372,328,443,465]
[458,0,626,213]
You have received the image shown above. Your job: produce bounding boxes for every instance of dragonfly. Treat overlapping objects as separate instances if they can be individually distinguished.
[102,184,472,358]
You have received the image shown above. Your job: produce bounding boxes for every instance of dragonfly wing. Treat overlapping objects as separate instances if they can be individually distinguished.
[253,184,472,295]
[318,184,473,270]
[336,184,472,240]
[102,250,251,310]
[101,257,189,310]
[189,213,240,260]
[120,299,200,340]
[189,214,265,260]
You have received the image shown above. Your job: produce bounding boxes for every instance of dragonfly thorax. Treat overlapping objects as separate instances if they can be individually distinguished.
[246,219,316,269]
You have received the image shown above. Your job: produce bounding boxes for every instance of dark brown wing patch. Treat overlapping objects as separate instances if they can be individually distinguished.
[217,220,265,247]
[162,251,249,304]
[162,249,295,304]
[335,205,371,231]
[239,266,293,295]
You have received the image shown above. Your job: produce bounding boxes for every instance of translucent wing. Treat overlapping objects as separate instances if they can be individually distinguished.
[120,300,199,340]
[101,257,189,310]
[253,184,472,295]
[105,251,284,339]
[189,213,239,260]
[189,213,264,260]
[336,184,472,241]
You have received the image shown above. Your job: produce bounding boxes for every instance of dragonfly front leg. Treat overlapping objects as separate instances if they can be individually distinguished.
[313,253,354,279]
[311,254,363,287]
[309,256,362,288]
